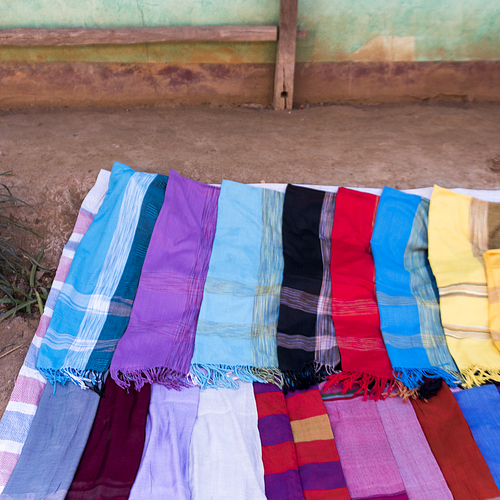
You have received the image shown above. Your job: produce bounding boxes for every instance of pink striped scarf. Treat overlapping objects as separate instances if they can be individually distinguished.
[0,170,110,492]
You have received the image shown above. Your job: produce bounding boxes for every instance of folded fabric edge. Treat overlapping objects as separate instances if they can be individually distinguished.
[111,366,191,392]
[188,364,283,389]
[281,362,337,394]
[325,371,397,401]
[38,367,105,394]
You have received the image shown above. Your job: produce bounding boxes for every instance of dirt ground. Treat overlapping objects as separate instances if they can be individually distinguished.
[1,102,500,416]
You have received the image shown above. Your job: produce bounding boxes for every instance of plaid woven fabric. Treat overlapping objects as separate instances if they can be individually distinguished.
[371,187,460,391]
[36,163,168,390]
[190,181,284,388]
[285,385,350,500]
[0,170,109,494]
[253,382,305,500]
[111,171,219,390]
[277,185,339,391]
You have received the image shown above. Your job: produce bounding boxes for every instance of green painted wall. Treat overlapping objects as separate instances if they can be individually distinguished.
[1,0,499,63]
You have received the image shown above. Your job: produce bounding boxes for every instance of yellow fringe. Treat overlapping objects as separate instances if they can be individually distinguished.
[251,367,284,388]
[460,364,500,388]
[392,380,419,402]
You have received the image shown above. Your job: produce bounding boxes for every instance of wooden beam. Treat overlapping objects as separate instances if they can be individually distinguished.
[273,0,299,110]
[0,26,306,46]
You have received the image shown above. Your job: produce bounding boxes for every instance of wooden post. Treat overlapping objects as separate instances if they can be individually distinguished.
[273,0,298,110]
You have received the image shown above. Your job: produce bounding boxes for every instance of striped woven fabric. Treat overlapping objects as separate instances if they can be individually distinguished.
[428,185,500,387]
[253,382,305,500]
[485,250,500,350]
[327,187,395,400]
[36,163,168,391]
[371,187,460,392]
[277,185,339,391]
[0,169,109,494]
[284,386,350,500]
[111,170,219,390]
[190,181,284,388]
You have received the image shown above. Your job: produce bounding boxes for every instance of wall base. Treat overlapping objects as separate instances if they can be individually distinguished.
[1,61,499,109]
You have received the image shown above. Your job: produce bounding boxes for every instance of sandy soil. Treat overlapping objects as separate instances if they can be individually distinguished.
[1,102,500,416]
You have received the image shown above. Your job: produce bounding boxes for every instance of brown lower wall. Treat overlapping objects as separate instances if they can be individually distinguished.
[1,60,499,108]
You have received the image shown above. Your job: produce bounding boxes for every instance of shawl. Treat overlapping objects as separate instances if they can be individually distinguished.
[322,389,409,500]
[36,163,168,391]
[376,395,453,500]
[190,181,284,388]
[411,381,500,500]
[327,187,395,400]
[129,385,200,500]
[485,250,500,348]
[253,383,305,500]
[0,169,109,494]
[66,378,150,500]
[454,384,500,488]
[277,185,339,391]
[428,185,500,387]
[189,381,266,500]
[284,386,350,500]
[371,187,460,391]
[111,170,219,390]
[1,382,99,500]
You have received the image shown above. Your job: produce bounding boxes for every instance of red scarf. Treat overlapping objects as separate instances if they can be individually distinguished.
[326,188,395,400]
[411,382,500,500]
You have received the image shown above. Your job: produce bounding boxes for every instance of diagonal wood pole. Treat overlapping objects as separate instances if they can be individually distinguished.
[273,0,299,110]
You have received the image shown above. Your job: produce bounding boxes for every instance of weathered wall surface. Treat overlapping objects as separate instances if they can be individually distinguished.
[1,0,500,106]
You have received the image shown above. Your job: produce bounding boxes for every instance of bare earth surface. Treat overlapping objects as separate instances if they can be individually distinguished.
[1,102,500,416]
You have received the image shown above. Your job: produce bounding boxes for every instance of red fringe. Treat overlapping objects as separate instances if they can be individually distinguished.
[324,371,398,401]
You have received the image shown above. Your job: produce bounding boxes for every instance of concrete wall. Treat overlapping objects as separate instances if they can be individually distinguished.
[1,0,500,107]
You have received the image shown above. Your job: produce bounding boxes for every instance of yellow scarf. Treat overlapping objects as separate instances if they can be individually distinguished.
[428,185,500,387]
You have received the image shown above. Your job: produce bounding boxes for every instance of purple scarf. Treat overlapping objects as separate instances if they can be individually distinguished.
[111,170,219,390]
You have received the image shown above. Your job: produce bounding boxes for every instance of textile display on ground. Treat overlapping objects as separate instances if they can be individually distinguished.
[111,170,219,390]
[253,382,305,500]
[4,169,500,498]
[428,185,500,387]
[371,187,460,392]
[277,184,339,391]
[36,163,168,391]
[0,169,109,494]
[189,180,284,388]
[65,377,150,500]
[327,187,395,400]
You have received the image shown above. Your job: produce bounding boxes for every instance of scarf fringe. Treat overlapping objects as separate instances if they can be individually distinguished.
[188,364,280,389]
[459,364,500,388]
[281,363,335,393]
[324,371,397,401]
[111,366,190,392]
[39,367,105,394]
[393,367,461,391]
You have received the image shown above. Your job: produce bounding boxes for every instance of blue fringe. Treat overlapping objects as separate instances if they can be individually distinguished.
[38,367,105,394]
[394,366,461,390]
[189,364,269,390]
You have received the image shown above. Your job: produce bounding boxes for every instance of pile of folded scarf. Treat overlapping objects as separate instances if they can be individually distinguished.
[2,162,500,499]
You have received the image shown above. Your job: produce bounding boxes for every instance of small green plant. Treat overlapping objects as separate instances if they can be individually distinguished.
[0,172,53,322]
